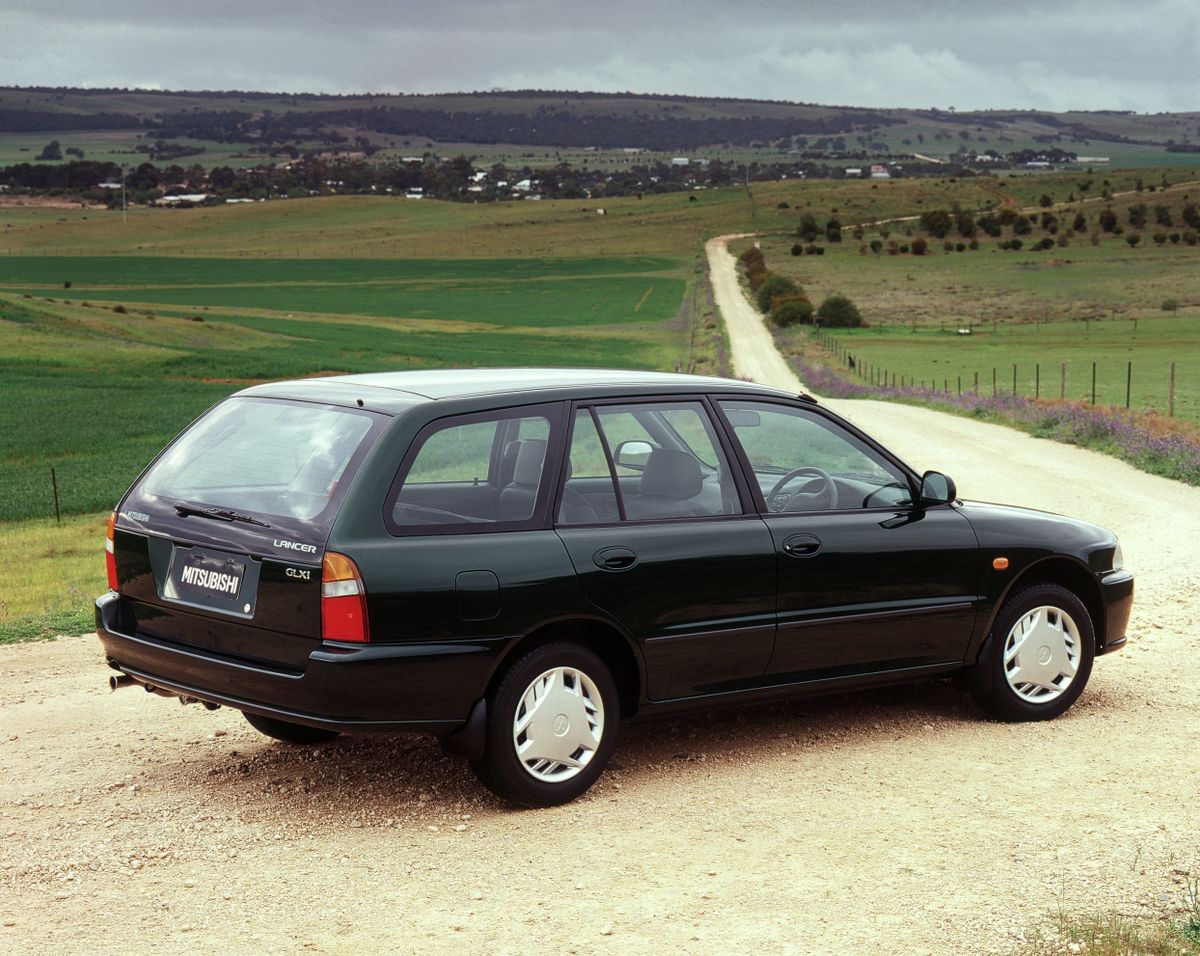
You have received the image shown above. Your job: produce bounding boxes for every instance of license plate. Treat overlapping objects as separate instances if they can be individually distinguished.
[178,552,245,599]
[164,548,257,617]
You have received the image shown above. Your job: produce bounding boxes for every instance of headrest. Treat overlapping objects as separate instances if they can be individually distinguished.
[640,448,702,500]
[512,438,547,486]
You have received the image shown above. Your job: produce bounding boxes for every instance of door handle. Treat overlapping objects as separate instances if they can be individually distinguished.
[782,533,821,558]
[593,546,638,571]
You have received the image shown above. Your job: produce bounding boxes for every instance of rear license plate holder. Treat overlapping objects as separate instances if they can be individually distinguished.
[163,547,260,618]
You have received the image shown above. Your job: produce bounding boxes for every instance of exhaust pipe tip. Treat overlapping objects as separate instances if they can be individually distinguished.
[109,674,136,691]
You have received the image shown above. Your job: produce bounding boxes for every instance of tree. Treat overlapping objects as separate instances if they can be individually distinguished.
[1126,234,1141,248]
[1072,211,1087,232]
[769,296,814,327]
[1128,203,1148,228]
[825,218,842,242]
[911,237,928,255]
[1011,215,1032,235]
[1154,205,1173,227]
[795,213,820,242]
[1182,204,1200,230]
[36,140,63,161]
[755,274,801,313]
[869,239,883,255]
[1038,193,1053,208]
[1098,208,1118,232]
[816,294,863,328]
[918,209,953,238]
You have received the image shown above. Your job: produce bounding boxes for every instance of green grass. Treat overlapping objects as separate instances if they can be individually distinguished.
[0,512,107,627]
[1008,909,1200,955]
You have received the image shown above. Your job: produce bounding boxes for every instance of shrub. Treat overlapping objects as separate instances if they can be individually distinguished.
[1072,212,1087,231]
[869,239,883,255]
[1162,299,1179,312]
[790,242,803,256]
[1032,237,1055,251]
[1153,232,1168,245]
[910,238,927,255]
[776,201,790,209]
[942,240,954,252]
[999,239,1012,251]
[899,243,910,254]
[1009,238,1024,251]
[807,245,825,255]
[755,274,801,313]
[795,213,820,242]
[1011,215,1032,235]
[1126,234,1141,248]
[1185,230,1199,246]
[63,280,72,289]
[1099,208,1117,232]
[918,210,953,238]
[769,297,814,327]
[955,242,966,252]
[816,294,864,328]
[968,238,979,250]
[1169,232,1181,244]
[112,304,128,314]
[1057,234,1069,248]
[738,246,765,271]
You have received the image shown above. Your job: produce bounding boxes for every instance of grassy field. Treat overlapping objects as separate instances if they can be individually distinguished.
[753,182,1200,420]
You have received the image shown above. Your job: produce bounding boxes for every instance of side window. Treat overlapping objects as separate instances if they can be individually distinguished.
[390,409,553,530]
[718,400,913,512]
[558,401,740,524]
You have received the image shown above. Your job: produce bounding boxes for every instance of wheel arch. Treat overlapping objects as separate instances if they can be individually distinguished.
[991,556,1105,651]
[489,615,643,719]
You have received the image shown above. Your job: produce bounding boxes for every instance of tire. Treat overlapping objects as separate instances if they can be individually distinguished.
[471,642,619,808]
[974,583,1095,722]
[243,711,341,745]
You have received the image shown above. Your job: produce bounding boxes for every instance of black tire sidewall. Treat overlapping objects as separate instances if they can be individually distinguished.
[473,642,619,808]
[980,583,1096,721]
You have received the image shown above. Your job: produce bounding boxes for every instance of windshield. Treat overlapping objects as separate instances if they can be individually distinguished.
[138,397,382,525]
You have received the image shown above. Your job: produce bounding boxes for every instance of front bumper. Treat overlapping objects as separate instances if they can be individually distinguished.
[1098,569,1135,655]
[96,592,506,734]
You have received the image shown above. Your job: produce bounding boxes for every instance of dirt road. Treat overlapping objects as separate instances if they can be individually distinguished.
[2,245,1198,955]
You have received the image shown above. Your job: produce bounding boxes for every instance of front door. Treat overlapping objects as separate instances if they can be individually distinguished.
[716,398,980,682]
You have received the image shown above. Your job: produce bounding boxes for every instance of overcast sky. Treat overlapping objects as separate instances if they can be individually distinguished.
[3,0,1197,112]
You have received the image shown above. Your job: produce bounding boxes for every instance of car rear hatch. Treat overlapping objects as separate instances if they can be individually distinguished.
[109,396,389,671]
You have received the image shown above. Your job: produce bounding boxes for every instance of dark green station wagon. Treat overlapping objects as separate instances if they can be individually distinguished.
[97,369,1133,806]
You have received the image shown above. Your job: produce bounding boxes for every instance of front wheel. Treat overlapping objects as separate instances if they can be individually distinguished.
[974,583,1095,722]
[471,642,619,808]
[243,711,341,744]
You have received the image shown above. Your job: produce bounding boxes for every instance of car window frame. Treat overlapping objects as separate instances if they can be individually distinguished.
[552,394,757,527]
[383,401,568,537]
[710,396,921,516]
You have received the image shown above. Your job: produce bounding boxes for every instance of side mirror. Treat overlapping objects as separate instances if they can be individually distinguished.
[919,471,957,506]
[614,440,655,470]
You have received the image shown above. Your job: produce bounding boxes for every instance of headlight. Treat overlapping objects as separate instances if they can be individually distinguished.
[1112,541,1124,571]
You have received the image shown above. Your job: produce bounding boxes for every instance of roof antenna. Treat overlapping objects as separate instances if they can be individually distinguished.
[356,399,364,407]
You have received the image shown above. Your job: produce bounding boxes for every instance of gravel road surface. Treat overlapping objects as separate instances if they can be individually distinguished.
[2,242,1197,955]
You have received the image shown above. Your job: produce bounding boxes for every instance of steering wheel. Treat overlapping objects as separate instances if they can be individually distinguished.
[766,467,837,512]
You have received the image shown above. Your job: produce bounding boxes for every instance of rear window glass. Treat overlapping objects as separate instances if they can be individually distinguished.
[137,398,382,524]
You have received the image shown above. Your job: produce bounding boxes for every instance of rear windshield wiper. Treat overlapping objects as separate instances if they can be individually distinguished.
[174,502,271,528]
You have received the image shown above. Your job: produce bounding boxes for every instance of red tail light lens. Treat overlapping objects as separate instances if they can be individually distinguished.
[321,552,369,643]
[105,511,118,591]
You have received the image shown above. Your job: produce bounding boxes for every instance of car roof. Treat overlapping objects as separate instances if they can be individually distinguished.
[235,367,808,412]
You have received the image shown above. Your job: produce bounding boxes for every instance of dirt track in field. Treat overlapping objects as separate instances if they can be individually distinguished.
[1,241,1197,955]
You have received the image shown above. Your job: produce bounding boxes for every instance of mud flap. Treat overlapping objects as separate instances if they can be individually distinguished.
[439,697,487,762]
[952,633,996,696]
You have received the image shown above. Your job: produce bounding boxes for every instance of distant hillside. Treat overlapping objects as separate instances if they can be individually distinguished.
[2,86,1198,152]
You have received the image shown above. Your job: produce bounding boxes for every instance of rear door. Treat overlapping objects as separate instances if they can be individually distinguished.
[553,399,777,701]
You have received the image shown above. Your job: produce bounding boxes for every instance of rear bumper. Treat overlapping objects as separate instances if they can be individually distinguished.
[96,592,506,734]
[1098,569,1135,656]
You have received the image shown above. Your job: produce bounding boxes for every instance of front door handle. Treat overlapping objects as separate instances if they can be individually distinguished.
[593,546,638,571]
[782,533,821,558]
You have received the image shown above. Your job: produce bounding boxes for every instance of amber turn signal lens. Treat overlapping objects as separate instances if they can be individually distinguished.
[992,557,1009,570]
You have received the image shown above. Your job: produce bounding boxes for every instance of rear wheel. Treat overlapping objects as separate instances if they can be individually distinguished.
[243,711,341,745]
[974,583,1095,721]
[471,642,619,807]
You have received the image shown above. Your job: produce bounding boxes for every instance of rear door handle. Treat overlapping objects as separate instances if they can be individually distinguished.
[782,533,821,558]
[593,546,638,571]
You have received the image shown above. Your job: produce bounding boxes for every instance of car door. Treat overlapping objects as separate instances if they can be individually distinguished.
[553,399,777,701]
[716,398,980,682]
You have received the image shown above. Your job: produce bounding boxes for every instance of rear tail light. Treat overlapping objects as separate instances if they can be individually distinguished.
[321,551,369,643]
[105,511,118,591]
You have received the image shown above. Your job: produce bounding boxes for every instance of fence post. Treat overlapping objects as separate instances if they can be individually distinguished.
[1126,361,1132,409]
[51,467,61,526]
[1169,361,1176,417]
[974,371,979,395]
[1060,363,1066,400]
[1091,363,1096,405]
[992,368,997,397]
[1035,364,1040,399]
[957,375,961,395]
[1012,363,1017,397]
